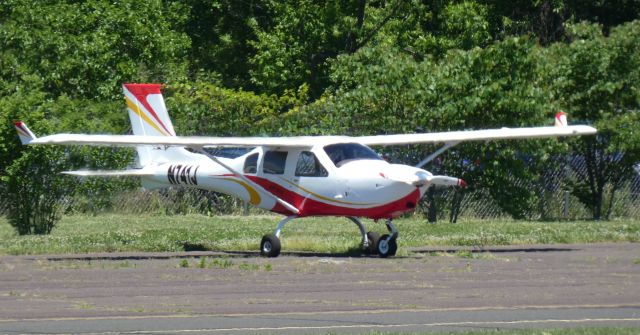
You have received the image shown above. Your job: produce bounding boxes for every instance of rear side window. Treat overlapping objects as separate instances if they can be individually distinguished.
[243,153,259,174]
[263,151,288,174]
[295,151,328,177]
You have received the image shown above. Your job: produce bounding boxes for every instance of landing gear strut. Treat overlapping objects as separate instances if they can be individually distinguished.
[259,216,398,258]
[260,215,296,257]
[347,217,379,255]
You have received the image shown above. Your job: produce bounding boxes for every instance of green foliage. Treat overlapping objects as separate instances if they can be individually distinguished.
[406,0,493,57]
[0,0,191,99]
[1,1,639,227]
[167,82,309,136]
[545,21,640,219]
[182,0,271,89]
[248,0,358,96]
[2,146,74,235]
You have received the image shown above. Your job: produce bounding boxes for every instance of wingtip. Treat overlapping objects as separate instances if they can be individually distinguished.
[14,120,37,145]
[555,111,568,127]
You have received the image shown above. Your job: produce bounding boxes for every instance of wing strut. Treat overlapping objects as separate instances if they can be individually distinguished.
[415,141,460,168]
[196,149,300,215]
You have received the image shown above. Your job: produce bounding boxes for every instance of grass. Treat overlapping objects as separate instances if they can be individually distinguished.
[174,256,271,271]
[0,214,638,255]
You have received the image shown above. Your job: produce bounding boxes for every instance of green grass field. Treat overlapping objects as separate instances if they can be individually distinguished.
[0,214,638,255]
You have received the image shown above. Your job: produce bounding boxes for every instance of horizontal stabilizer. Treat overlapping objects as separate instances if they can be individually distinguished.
[14,121,37,145]
[62,169,152,177]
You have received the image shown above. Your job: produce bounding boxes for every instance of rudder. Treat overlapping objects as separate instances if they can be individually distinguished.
[123,83,176,166]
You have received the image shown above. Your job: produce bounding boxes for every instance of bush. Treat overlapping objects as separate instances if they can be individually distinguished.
[3,146,74,235]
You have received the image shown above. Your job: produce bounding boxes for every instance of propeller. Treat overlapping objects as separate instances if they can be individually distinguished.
[428,175,467,187]
[383,164,466,188]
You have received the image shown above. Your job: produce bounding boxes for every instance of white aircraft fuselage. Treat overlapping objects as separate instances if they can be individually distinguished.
[141,142,430,219]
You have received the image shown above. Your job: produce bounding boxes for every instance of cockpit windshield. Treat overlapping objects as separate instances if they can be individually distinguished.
[323,143,382,167]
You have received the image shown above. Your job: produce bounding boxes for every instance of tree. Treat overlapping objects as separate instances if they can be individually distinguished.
[545,21,640,219]
[166,81,309,137]
[0,0,191,100]
[182,0,271,89]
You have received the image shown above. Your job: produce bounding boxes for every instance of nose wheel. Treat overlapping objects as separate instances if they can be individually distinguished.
[376,219,399,258]
[377,234,398,258]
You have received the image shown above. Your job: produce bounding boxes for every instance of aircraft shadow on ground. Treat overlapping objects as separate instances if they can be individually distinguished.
[38,245,578,262]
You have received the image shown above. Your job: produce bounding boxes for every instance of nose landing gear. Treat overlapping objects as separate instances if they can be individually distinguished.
[376,219,398,258]
[259,216,399,258]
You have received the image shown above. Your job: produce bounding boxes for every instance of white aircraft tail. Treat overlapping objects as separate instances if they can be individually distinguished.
[123,84,195,167]
[14,121,37,144]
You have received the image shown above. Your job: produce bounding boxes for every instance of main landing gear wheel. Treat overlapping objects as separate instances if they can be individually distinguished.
[365,231,380,255]
[260,216,296,258]
[260,234,281,258]
[377,234,397,258]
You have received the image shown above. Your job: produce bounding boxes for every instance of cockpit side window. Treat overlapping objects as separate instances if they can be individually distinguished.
[243,153,259,174]
[323,143,382,167]
[295,151,328,177]
[263,151,288,174]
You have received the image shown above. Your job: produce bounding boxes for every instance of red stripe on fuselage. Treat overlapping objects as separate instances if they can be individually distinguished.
[245,176,420,219]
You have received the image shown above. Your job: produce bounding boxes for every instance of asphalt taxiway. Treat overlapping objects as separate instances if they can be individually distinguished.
[1,243,639,334]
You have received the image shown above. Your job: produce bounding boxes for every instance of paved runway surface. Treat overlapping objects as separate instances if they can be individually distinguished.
[1,243,639,334]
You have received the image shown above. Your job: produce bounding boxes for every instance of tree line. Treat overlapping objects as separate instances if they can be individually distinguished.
[0,0,639,234]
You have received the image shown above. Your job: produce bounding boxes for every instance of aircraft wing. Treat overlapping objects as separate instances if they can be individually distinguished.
[28,125,596,148]
[356,125,597,146]
[29,134,350,148]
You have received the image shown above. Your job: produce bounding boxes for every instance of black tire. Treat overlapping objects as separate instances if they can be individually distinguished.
[365,231,381,255]
[377,234,398,258]
[260,234,281,257]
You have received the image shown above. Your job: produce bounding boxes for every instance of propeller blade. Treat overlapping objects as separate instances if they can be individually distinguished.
[428,175,467,187]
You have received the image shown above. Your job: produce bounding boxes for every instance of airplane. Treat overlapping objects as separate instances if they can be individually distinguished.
[14,84,597,258]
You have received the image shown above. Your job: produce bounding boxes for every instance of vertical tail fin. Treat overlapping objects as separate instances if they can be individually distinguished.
[123,83,176,137]
[123,83,177,166]
[555,111,568,127]
[14,121,37,145]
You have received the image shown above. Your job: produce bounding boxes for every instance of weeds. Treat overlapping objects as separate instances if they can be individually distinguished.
[198,257,207,269]
[210,257,234,269]
[178,259,189,268]
[238,262,260,271]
